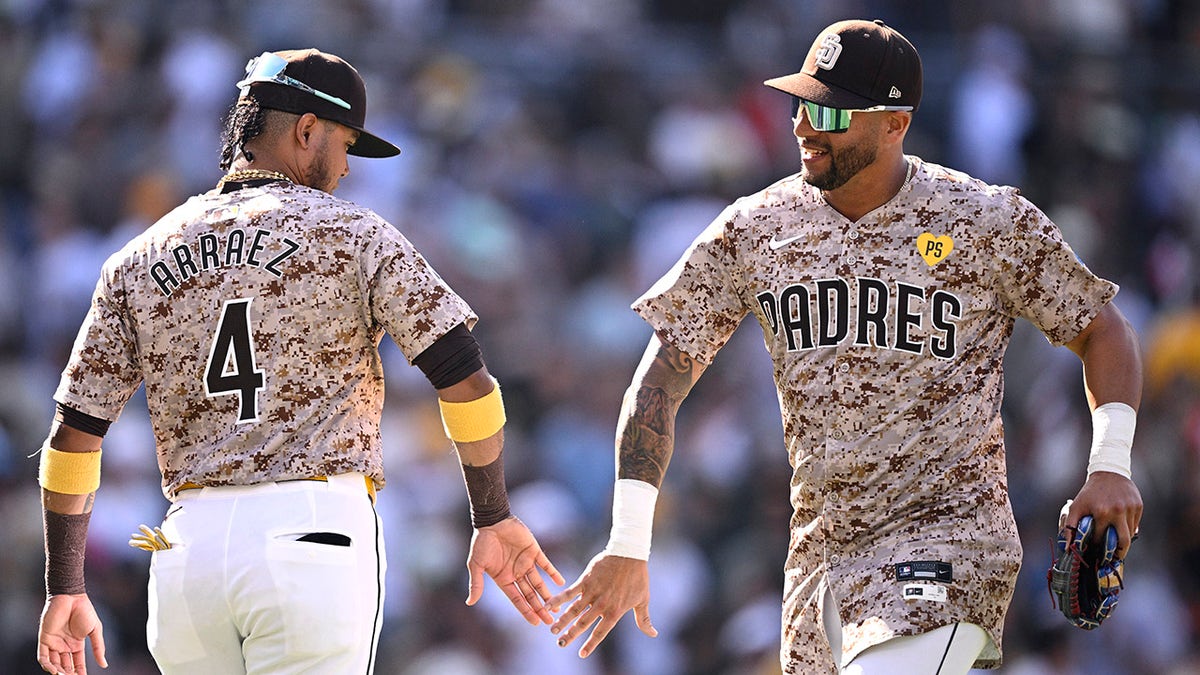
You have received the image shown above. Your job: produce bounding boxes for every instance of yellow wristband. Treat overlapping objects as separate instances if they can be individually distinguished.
[38,447,102,495]
[438,379,506,443]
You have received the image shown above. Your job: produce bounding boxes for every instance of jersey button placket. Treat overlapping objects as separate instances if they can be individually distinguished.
[827,356,850,443]
[825,490,842,569]
[826,352,851,560]
[844,225,860,266]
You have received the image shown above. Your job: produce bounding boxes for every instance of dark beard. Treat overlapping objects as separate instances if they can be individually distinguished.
[802,139,879,191]
[301,129,339,193]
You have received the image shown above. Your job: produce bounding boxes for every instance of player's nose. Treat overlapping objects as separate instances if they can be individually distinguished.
[793,110,817,138]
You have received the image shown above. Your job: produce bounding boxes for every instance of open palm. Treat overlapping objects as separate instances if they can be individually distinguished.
[465,516,564,625]
[37,594,107,674]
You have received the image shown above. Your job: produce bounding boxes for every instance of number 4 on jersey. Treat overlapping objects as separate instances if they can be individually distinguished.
[205,298,264,423]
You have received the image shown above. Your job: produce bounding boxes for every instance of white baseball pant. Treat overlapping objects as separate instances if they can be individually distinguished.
[146,473,385,674]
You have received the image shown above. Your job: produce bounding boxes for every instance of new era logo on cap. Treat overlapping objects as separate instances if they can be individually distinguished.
[763,19,923,111]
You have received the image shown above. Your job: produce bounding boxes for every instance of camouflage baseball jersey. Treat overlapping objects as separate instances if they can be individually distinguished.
[55,181,475,500]
[633,157,1117,672]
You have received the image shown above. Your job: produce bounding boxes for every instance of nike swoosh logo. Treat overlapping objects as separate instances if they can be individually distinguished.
[768,233,804,250]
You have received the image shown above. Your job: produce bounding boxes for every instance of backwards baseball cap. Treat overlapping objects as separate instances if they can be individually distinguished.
[764,19,922,111]
[237,48,400,157]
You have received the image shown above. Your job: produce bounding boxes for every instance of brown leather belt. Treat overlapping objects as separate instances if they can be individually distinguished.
[176,475,376,503]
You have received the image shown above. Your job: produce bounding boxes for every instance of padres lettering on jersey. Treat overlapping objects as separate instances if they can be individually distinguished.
[755,277,962,358]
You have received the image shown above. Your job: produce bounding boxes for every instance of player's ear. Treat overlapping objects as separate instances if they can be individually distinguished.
[295,113,321,148]
[887,111,911,137]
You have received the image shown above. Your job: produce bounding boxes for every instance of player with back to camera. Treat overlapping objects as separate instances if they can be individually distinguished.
[35,48,563,675]
[549,19,1142,673]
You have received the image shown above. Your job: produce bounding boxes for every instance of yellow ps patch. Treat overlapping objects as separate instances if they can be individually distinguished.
[917,233,954,266]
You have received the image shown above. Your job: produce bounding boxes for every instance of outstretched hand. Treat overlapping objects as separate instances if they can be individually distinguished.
[37,594,107,674]
[548,553,658,658]
[466,516,565,625]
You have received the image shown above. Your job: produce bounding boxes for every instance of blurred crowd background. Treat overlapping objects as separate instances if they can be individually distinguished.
[1,0,1198,673]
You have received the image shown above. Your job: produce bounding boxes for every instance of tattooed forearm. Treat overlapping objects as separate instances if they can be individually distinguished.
[43,490,97,515]
[616,338,704,486]
[618,386,674,485]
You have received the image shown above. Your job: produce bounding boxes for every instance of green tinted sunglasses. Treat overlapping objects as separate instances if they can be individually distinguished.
[790,97,913,133]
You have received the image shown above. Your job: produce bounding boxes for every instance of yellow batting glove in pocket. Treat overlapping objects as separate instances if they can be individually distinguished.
[129,524,172,551]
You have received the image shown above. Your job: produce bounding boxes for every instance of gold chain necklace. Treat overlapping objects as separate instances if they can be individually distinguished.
[217,169,291,190]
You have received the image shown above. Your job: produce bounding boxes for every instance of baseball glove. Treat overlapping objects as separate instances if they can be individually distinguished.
[1046,514,1124,630]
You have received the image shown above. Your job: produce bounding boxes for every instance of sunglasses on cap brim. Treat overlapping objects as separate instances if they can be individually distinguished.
[790,96,913,133]
[237,51,351,110]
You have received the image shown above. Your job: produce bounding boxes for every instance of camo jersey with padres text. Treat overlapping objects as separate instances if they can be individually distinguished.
[54,181,475,500]
[633,157,1116,672]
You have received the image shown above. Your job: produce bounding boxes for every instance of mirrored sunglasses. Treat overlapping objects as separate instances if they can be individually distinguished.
[790,97,913,133]
[237,51,351,110]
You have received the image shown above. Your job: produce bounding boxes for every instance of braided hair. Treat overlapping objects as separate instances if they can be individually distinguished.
[218,97,268,171]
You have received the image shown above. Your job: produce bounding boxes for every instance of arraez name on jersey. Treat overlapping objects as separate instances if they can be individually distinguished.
[150,227,301,297]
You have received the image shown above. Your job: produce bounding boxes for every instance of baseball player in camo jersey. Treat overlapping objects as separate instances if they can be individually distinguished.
[36,48,562,675]
[550,19,1143,673]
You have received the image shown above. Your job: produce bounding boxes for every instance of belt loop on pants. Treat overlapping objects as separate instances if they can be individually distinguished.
[319,474,377,504]
[175,474,377,504]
